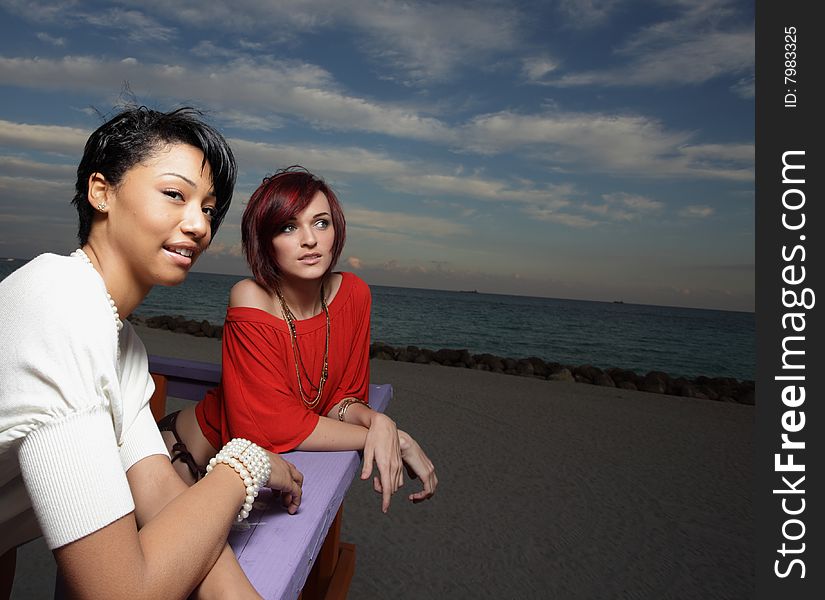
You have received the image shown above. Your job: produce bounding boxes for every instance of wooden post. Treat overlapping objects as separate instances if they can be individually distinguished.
[149,373,167,422]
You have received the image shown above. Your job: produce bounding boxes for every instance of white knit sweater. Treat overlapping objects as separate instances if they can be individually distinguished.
[0,253,169,554]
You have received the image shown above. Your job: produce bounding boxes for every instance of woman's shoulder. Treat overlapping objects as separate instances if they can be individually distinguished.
[1,253,111,326]
[229,278,272,310]
[332,273,370,318]
[339,272,370,299]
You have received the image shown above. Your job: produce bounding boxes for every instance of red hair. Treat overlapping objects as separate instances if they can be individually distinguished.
[242,166,346,292]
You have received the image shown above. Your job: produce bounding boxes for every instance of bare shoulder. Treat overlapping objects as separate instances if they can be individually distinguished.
[229,278,273,310]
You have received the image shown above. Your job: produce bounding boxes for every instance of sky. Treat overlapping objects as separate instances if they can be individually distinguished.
[0,0,754,311]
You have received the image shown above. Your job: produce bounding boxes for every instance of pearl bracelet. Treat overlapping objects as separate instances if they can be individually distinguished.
[206,438,271,522]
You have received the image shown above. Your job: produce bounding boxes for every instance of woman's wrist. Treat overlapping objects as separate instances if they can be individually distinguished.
[205,438,270,522]
[397,429,412,453]
[338,398,372,427]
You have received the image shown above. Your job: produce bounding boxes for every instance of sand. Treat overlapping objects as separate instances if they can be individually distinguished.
[11,325,754,599]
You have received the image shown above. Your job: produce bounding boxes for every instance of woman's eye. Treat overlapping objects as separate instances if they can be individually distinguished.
[314,219,330,229]
[163,189,184,201]
[202,206,217,219]
[281,224,297,233]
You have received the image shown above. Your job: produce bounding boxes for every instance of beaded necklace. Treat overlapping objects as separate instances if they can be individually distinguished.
[71,248,123,358]
[274,283,329,410]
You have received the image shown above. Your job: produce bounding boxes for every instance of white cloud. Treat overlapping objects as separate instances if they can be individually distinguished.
[346,256,363,269]
[545,0,753,91]
[35,31,65,46]
[679,205,715,218]
[112,0,521,84]
[556,0,620,28]
[0,118,89,155]
[581,192,664,222]
[463,109,752,180]
[730,75,754,99]
[548,30,753,88]
[205,241,244,258]
[522,204,599,228]
[0,156,75,180]
[346,204,471,239]
[2,1,176,42]
[0,55,453,143]
[522,56,560,83]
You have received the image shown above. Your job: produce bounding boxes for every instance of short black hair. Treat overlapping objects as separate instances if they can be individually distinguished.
[72,106,237,244]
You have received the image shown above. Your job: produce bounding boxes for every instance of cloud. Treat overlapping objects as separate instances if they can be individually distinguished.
[545,0,753,90]
[730,75,754,99]
[547,30,753,88]
[679,205,715,218]
[109,0,522,84]
[522,205,599,228]
[522,56,560,83]
[0,118,89,156]
[0,54,454,143]
[2,1,176,42]
[463,110,752,180]
[228,137,576,210]
[346,205,471,239]
[205,241,244,258]
[0,156,75,180]
[35,31,65,46]
[556,0,620,28]
[346,256,363,269]
[581,192,664,222]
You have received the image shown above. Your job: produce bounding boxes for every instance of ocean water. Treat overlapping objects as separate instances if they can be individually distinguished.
[1,259,755,381]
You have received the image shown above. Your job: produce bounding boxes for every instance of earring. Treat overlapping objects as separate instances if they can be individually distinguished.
[96,202,107,211]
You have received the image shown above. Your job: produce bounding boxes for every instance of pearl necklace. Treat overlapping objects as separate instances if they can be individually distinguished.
[70,249,123,333]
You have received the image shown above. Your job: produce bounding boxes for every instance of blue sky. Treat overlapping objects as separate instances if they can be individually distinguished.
[0,0,754,311]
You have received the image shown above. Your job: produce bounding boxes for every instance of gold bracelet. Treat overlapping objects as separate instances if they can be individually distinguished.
[338,397,369,421]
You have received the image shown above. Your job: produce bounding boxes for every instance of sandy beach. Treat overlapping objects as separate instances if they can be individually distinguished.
[11,325,754,599]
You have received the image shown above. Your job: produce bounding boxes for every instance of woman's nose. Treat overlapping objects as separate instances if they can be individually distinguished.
[300,225,317,247]
[181,202,209,241]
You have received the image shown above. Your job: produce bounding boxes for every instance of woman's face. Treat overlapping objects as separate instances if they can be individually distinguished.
[101,143,216,289]
[271,190,335,284]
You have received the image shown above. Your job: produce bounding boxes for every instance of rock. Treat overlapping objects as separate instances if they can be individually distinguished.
[618,381,637,391]
[593,372,615,387]
[549,368,574,382]
[370,342,396,359]
[525,356,548,377]
[737,389,755,405]
[375,351,394,360]
[457,349,474,368]
[516,359,534,376]
[574,364,604,382]
[641,371,670,394]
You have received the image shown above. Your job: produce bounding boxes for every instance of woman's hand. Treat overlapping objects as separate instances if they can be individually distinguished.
[361,412,403,513]
[265,452,304,514]
[397,430,438,503]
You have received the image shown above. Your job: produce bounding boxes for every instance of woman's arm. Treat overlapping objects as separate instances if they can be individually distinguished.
[296,400,403,513]
[126,455,260,600]
[53,452,302,600]
[54,460,246,600]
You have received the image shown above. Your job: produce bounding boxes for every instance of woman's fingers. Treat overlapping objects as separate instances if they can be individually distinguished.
[361,444,374,481]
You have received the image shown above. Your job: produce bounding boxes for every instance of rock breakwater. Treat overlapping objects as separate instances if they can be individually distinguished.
[131,314,754,405]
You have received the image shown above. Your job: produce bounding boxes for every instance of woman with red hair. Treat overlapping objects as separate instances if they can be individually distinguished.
[161,166,437,512]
